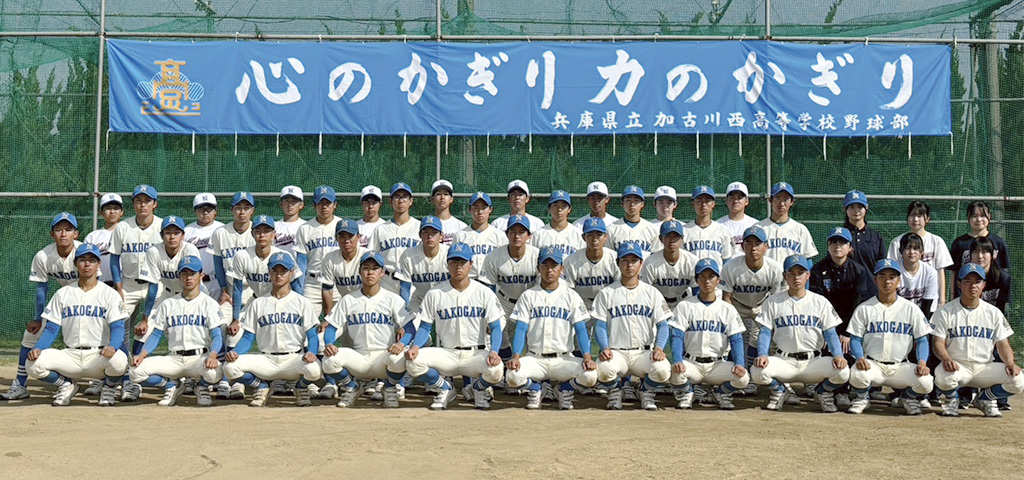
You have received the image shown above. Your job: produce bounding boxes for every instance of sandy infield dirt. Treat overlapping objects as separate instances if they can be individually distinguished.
[0,364,1021,479]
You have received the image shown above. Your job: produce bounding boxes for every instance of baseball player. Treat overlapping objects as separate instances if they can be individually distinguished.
[931,263,1024,417]
[211,191,256,307]
[842,190,886,274]
[403,243,506,410]
[716,182,759,259]
[651,185,678,232]
[395,216,451,313]
[756,182,818,263]
[505,246,598,410]
[294,186,341,319]
[885,201,953,306]
[563,217,620,311]
[322,252,410,408]
[136,216,201,341]
[320,218,368,318]
[223,252,322,407]
[573,181,619,228]
[25,243,129,406]
[593,242,673,411]
[530,190,584,258]
[454,191,507,280]
[481,215,539,354]
[430,179,468,246]
[641,220,699,309]
[491,179,544,233]
[184,192,224,299]
[607,186,660,256]
[129,256,225,407]
[85,193,124,286]
[669,258,749,410]
[275,186,305,256]
[684,185,734,264]
[720,227,784,371]
[226,215,303,326]
[896,233,939,316]
[369,182,421,294]
[357,185,385,250]
[750,255,850,412]
[846,259,933,415]
[1,213,84,401]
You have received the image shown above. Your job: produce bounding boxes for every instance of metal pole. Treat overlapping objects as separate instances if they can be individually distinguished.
[765,0,771,38]
[436,134,442,181]
[436,0,442,39]
[91,0,107,231]
[764,0,771,217]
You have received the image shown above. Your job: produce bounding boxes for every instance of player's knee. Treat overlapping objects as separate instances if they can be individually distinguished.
[202,368,221,385]
[912,375,934,395]
[730,373,750,390]
[482,365,503,385]
[648,362,671,384]
[321,357,342,375]
[749,367,771,385]
[302,362,322,382]
[1004,372,1024,394]
[128,367,148,384]
[386,355,406,374]
[669,372,686,386]
[26,360,47,379]
[223,363,243,380]
[596,363,618,383]
[505,369,528,388]
[105,351,129,376]
[831,366,850,384]
[848,370,871,390]
[933,370,958,391]
[406,358,428,377]
[577,369,598,388]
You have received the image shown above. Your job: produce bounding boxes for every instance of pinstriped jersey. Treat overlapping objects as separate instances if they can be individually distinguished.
[416,280,506,349]
[41,282,129,348]
[563,247,620,309]
[931,299,1013,364]
[682,221,735,265]
[110,216,163,280]
[592,280,672,350]
[149,294,225,351]
[319,246,369,297]
[30,241,85,286]
[227,246,302,298]
[395,244,450,313]
[530,224,585,258]
[640,249,699,308]
[756,218,818,263]
[480,245,540,315]
[670,296,745,358]
[755,291,842,353]
[454,224,508,280]
[510,283,590,355]
[847,296,931,363]
[139,242,201,295]
[326,289,408,352]
[720,256,784,320]
[293,217,340,275]
[240,290,317,353]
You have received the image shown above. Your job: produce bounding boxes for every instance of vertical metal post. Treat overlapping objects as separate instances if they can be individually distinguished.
[436,134,442,181]
[436,0,442,39]
[91,0,107,230]
[765,0,771,38]
[764,0,772,215]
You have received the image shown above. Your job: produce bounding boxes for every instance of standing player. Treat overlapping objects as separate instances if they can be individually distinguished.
[491,180,544,233]
[607,186,660,256]
[274,186,305,256]
[322,252,409,408]
[886,201,953,306]
[403,243,506,410]
[563,218,620,311]
[294,186,341,319]
[641,220,699,309]
[669,258,749,410]
[430,179,467,246]
[25,244,129,406]
[223,252,322,407]
[895,233,939,316]
[846,259,933,415]
[750,255,850,412]
[757,182,818,263]
[842,190,885,274]
[184,193,224,299]
[481,215,539,354]
[931,263,1024,417]
[129,256,224,407]
[505,246,598,410]
[136,216,201,340]
[593,242,673,411]
[530,190,584,257]
[2,212,83,401]
[369,182,421,294]
[86,193,124,286]
[651,185,678,232]
[684,186,734,263]
[211,191,256,309]
[227,215,304,325]
[395,216,451,313]
[356,185,385,250]
[716,182,759,259]
[454,192,506,280]
[573,181,619,228]
[320,218,367,317]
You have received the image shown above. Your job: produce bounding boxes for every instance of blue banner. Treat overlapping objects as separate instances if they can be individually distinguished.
[108,40,950,137]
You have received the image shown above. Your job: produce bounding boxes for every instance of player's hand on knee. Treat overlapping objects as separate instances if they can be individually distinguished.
[302,352,317,363]
[323,344,338,356]
[832,356,847,369]
[753,356,768,368]
[225,351,239,362]
[855,357,870,371]
[133,351,147,366]
[583,356,597,371]
[942,358,959,372]
[506,355,520,371]
[101,346,116,359]
[672,362,686,374]
[915,360,929,377]
[205,354,220,369]
[732,365,747,377]
[227,320,240,336]
[1007,363,1022,377]
[486,350,502,367]
[388,342,405,355]
[405,345,418,361]
[651,347,666,362]
[840,335,851,354]
[134,318,149,337]
[318,321,328,333]
[27,349,41,361]
[599,348,613,361]
[26,319,42,334]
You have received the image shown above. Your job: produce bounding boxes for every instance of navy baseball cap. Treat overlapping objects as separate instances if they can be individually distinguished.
[958,263,986,281]
[843,190,868,208]
[691,185,715,200]
[783,255,812,272]
[695,258,721,276]
[336,218,359,235]
[538,245,565,265]
[582,217,607,234]
[742,225,767,243]
[827,226,852,243]
[132,184,158,201]
[267,252,296,270]
[74,243,101,261]
[420,215,443,233]
[660,220,685,237]
[469,191,492,206]
[447,242,474,262]
[231,191,255,207]
[507,214,531,232]
[549,190,571,205]
[622,185,645,200]
[313,185,337,204]
[873,259,902,275]
[390,182,412,196]
[160,215,186,232]
[252,214,276,230]
[616,242,644,259]
[177,256,204,273]
[359,251,386,267]
[770,182,795,198]
[50,212,78,230]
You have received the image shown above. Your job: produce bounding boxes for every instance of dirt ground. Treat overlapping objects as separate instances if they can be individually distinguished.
[0,362,1020,480]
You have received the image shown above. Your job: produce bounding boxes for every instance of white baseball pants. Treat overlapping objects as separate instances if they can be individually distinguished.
[223,353,322,382]
[848,360,933,395]
[406,348,504,385]
[321,348,406,378]
[750,355,850,387]
[505,354,598,388]
[934,361,1024,394]
[597,349,671,384]
[27,348,128,381]
[129,353,221,385]
[670,359,750,390]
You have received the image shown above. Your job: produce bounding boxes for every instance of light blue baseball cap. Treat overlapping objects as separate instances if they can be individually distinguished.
[177,255,204,273]
[582,217,607,234]
[770,182,795,198]
[538,245,565,265]
[742,225,767,243]
[783,255,812,272]
[695,258,721,276]
[252,214,276,229]
[50,212,78,230]
[161,215,186,232]
[827,226,852,243]
[359,251,386,267]
[132,184,158,201]
[420,215,443,233]
[469,191,492,206]
[873,259,902,275]
[843,190,868,208]
[313,185,337,204]
[231,191,255,206]
[622,185,645,200]
[691,185,716,200]
[660,219,685,237]
[549,190,572,206]
[447,242,474,262]
[958,263,986,281]
[616,242,644,259]
[74,243,101,261]
[267,252,296,270]
[335,218,359,235]
[507,214,531,233]
[390,182,412,196]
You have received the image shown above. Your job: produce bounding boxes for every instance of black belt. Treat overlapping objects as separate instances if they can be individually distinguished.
[164,287,183,294]
[453,345,486,351]
[618,346,652,351]
[665,296,680,303]
[685,354,725,363]
[868,356,901,365]
[70,346,102,350]
[530,351,562,358]
[202,274,211,282]
[134,279,147,285]
[172,348,209,356]
[268,349,304,355]
[498,290,518,303]
[780,351,819,360]
[309,273,318,278]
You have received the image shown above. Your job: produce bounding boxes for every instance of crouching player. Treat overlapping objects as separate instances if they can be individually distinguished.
[322,252,410,408]
[129,256,224,407]
[670,258,749,410]
[846,259,933,415]
[26,244,129,406]
[223,252,322,407]
[505,246,599,410]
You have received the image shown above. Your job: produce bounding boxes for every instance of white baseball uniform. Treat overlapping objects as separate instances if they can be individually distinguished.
[530,224,585,258]
[322,289,408,379]
[640,249,700,308]
[668,296,749,390]
[931,300,1024,395]
[847,296,933,394]
[223,291,322,383]
[480,246,540,333]
[454,224,507,280]
[184,220,224,299]
[492,213,544,233]
[886,231,954,272]
[368,218,421,294]
[274,218,304,256]
[140,242,201,303]
[357,218,385,249]
[593,280,673,384]
[318,246,368,301]
[110,216,163,316]
[896,260,939,311]
[227,246,303,310]
[129,294,226,385]
[25,242,85,347]
[294,216,340,318]
[84,228,115,283]
[573,213,619,229]
[756,218,819,263]
[607,218,662,258]
[438,216,468,246]
[720,256,785,347]
[716,214,759,259]
[395,244,451,314]
[562,247,620,309]
[682,221,735,264]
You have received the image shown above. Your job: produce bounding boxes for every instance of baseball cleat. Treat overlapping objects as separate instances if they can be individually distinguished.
[270,380,289,395]
[83,380,103,396]
[195,385,213,407]
[814,391,838,413]
[525,388,542,410]
[336,384,364,408]
[973,396,1002,418]
[847,396,869,414]
[919,398,932,409]
[784,385,801,405]
[369,380,385,401]
[461,384,475,402]
[674,391,694,409]
[899,397,922,416]
[216,380,231,399]
[429,388,456,410]
[120,382,142,402]
[473,387,492,410]
[1,382,29,401]
[621,381,638,402]
[249,386,270,407]
[765,389,790,411]
[295,387,313,407]
[640,389,658,411]
[713,390,735,410]
[741,383,757,397]
[305,383,320,398]
[157,384,184,407]
[606,387,623,410]
[98,383,117,407]
[939,397,960,417]
[835,393,852,408]
[52,381,79,407]
[318,383,338,400]
[542,382,556,403]
[382,386,400,408]
[395,383,406,400]
[997,399,1011,411]
[555,388,575,410]
[229,382,246,400]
